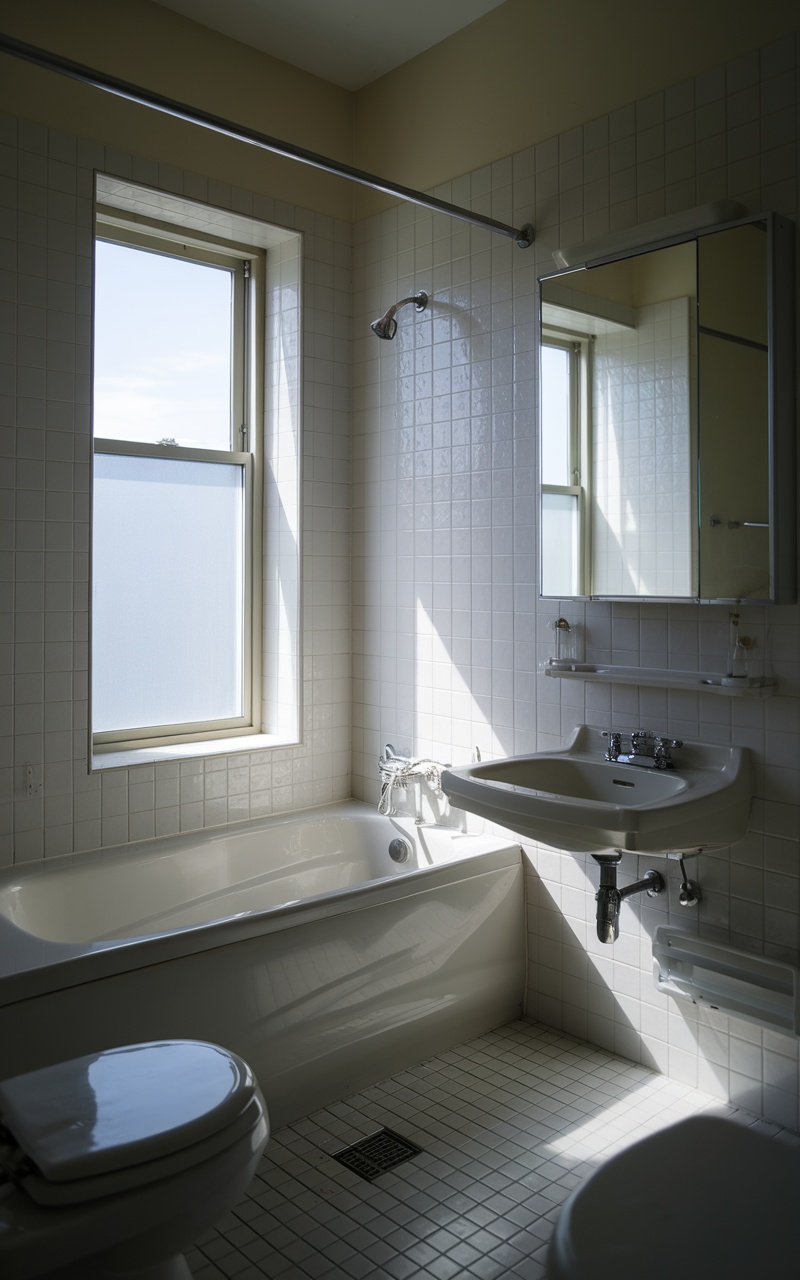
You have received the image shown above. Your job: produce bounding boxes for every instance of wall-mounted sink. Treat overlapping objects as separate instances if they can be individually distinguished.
[441,726,753,854]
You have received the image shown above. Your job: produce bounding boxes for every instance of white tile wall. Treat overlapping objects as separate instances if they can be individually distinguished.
[0,117,353,864]
[352,31,800,1127]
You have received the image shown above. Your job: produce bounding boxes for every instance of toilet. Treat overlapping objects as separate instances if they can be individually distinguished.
[548,1115,800,1280]
[0,1040,269,1280]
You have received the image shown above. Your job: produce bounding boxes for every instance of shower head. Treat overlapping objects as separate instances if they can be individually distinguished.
[371,291,428,340]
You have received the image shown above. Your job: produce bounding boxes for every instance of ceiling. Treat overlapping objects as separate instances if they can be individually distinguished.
[152,0,508,91]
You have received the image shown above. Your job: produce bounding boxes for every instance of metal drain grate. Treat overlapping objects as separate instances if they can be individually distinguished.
[332,1127,423,1182]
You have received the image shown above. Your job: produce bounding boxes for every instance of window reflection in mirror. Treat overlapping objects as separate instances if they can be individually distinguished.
[538,214,794,604]
[540,241,696,598]
[540,339,582,595]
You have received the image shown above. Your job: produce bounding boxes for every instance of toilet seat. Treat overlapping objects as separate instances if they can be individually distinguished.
[548,1115,800,1280]
[0,1040,266,1207]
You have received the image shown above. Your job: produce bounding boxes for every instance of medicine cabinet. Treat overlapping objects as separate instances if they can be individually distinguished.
[538,211,795,603]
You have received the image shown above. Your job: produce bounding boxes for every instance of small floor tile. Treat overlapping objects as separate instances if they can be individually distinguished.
[190,1020,786,1280]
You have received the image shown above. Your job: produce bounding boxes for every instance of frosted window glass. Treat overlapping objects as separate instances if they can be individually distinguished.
[541,345,572,485]
[542,493,579,596]
[93,455,244,732]
[94,241,234,449]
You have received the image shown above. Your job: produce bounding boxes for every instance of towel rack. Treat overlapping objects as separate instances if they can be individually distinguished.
[653,926,800,1035]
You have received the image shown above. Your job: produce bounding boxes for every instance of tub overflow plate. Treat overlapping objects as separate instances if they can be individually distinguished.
[388,837,412,863]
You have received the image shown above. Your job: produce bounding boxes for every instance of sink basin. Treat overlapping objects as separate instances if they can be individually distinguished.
[441,726,753,854]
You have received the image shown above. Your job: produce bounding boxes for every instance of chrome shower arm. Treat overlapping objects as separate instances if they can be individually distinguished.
[384,293,428,322]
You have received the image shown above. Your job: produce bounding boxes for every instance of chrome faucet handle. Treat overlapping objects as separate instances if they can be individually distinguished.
[602,731,621,761]
[653,736,683,769]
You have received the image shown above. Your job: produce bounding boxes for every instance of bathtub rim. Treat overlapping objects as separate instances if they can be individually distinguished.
[0,801,522,1007]
[0,799,512,885]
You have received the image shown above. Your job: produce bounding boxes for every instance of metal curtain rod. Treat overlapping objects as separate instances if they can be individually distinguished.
[1,33,534,248]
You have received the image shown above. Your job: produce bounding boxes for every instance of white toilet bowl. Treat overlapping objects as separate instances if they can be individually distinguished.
[0,1040,269,1280]
[548,1115,800,1280]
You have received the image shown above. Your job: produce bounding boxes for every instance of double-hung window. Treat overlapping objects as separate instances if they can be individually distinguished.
[92,213,263,754]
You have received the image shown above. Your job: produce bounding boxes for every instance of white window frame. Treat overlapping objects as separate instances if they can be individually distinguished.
[91,211,264,755]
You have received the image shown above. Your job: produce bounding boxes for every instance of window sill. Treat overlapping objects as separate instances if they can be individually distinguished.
[91,732,299,772]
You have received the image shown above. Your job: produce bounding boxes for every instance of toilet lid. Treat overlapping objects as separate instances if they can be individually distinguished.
[0,1040,259,1184]
[549,1116,800,1280]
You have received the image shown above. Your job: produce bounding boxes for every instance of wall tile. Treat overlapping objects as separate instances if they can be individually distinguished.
[2,121,352,865]
[352,31,800,1124]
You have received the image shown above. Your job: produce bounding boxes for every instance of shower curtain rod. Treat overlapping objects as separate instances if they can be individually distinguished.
[1,33,534,248]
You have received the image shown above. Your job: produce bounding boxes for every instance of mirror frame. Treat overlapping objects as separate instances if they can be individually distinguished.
[537,211,796,604]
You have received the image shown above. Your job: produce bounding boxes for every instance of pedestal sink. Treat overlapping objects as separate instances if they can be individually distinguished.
[441,726,753,855]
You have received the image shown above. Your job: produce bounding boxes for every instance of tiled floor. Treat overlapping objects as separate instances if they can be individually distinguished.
[186,1020,796,1280]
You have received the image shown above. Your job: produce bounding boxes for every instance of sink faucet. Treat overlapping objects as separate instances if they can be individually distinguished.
[602,731,622,761]
[603,729,683,770]
[627,729,658,762]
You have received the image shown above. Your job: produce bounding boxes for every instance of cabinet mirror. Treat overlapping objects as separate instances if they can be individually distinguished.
[538,212,795,603]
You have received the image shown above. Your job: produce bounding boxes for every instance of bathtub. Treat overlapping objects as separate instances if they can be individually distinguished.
[0,801,524,1126]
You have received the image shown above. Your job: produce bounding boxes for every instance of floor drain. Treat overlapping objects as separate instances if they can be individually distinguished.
[332,1127,423,1182]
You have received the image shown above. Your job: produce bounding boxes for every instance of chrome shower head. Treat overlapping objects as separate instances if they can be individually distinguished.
[371,313,399,341]
[370,291,428,340]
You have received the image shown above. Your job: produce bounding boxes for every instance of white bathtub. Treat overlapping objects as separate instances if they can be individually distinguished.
[0,801,524,1126]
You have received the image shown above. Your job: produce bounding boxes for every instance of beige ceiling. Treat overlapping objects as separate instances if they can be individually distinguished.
[152,0,508,90]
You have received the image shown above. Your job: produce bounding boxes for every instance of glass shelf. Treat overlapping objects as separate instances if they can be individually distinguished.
[542,661,776,697]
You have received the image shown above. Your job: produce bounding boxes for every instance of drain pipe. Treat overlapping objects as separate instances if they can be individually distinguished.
[592,853,665,944]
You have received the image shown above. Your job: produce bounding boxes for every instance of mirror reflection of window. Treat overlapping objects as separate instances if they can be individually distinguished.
[538,213,794,605]
[541,343,574,486]
[591,293,694,598]
[540,339,582,596]
[540,241,697,599]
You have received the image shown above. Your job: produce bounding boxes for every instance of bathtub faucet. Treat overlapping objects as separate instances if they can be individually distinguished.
[378,744,450,823]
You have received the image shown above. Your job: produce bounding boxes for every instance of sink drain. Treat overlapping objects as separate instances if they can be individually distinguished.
[332,1128,423,1182]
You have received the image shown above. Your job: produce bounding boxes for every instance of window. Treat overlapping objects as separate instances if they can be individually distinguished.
[92,213,263,753]
[540,334,588,596]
